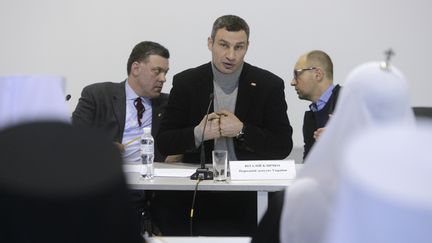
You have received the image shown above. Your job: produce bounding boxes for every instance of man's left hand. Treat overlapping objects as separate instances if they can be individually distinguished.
[217,109,243,137]
[313,128,325,140]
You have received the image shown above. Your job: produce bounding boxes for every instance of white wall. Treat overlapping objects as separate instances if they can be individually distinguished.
[1,0,431,148]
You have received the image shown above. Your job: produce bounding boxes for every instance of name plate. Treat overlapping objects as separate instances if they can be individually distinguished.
[230,160,296,180]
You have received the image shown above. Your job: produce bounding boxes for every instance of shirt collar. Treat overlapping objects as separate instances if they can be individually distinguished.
[310,84,335,112]
[125,79,151,104]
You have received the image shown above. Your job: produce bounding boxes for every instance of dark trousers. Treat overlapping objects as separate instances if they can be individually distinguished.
[150,191,258,236]
[251,190,285,243]
[129,190,161,236]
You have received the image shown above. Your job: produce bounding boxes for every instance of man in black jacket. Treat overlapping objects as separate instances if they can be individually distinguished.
[154,15,293,236]
[72,41,171,237]
[291,50,341,160]
[157,15,293,163]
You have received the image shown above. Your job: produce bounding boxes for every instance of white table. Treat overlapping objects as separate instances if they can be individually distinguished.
[125,162,300,223]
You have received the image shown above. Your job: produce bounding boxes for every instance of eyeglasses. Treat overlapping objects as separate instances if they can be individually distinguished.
[293,67,317,80]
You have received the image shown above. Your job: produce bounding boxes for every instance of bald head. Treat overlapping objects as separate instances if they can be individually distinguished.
[305,50,333,81]
[291,50,334,102]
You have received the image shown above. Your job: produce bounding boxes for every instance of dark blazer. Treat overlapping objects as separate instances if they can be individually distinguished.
[156,62,293,163]
[303,84,341,159]
[252,190,285,243]
[72,80,168,162]
[0,121,141,243]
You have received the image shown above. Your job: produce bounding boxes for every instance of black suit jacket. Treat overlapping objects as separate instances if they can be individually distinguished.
[303,84,341,159]
[72,80,168,162]
[0,121,141,243]
[156,62,293,163]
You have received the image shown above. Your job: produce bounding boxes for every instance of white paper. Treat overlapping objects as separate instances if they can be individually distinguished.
[123,164,195,177]
[154,168,196,177]
[230,160,296,180]
[123,164,141,173]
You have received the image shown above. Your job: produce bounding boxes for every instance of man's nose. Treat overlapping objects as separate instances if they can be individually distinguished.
[226,48,236,60]
[159,73,167,83]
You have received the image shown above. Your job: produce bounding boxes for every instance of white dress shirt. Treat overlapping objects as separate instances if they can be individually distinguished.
[122,80,152,162]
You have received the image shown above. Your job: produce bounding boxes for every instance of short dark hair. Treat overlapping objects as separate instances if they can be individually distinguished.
[127,41,170,75]
[211,15,250,41]
[306,50,334,80]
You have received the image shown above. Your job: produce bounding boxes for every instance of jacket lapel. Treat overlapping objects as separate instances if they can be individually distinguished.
[235,63,256,120]
[197,63,215,114]
[112,81,126,136]
[151,94,166,137]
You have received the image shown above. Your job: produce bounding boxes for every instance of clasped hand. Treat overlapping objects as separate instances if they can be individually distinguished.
[197,109,243,141]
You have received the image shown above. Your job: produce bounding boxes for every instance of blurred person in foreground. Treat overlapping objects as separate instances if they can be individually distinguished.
[0,75,140,243]
[323,122,432,243]
[280,61,415,243]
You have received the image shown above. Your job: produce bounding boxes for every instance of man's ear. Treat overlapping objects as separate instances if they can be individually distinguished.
[130,62,140,76]
[315,68,325,82]
[207,37,213,51]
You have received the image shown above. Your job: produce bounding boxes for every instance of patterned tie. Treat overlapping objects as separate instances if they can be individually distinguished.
[133,97,145,127]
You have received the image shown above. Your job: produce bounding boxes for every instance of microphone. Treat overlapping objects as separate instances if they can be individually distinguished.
[190,93,214,180]
[65,94,71,101]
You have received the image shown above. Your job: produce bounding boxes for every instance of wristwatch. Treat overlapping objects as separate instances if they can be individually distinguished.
[236,125,245,141]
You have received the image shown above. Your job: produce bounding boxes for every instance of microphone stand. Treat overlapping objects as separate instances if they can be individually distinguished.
[190,94,214,180]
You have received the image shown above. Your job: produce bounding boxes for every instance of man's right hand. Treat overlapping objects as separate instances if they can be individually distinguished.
[196,112,221,141]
